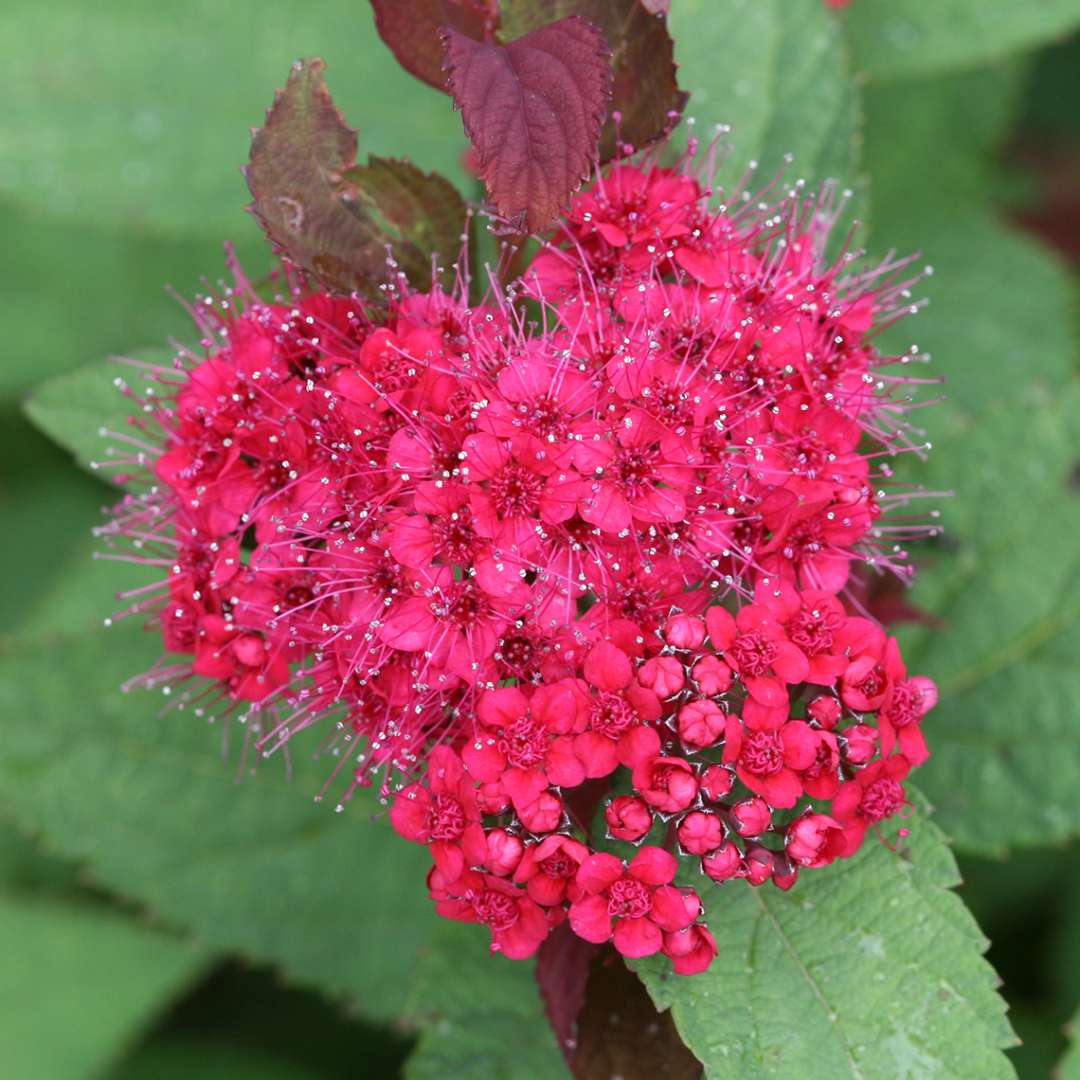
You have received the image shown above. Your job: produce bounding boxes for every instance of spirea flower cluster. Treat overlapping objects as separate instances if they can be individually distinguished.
[99,151,938,974]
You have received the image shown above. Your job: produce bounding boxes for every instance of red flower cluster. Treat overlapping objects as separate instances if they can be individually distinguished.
[388,591,934,970]
[99,149,937,974]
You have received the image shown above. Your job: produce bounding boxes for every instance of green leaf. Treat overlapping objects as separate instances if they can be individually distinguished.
[403,921,567,1080]
[0,200,228,400]
[23,351,167,482]
[1062,1008,1080,1080]
[634,800,1017,1078]
[0,618,442,1023]
[670,0,860,184]
[0,1,465,237]
[861,67,1080,854]
[0,825,207,1080]
[109,963,413,1080]
[844,0,1080,85]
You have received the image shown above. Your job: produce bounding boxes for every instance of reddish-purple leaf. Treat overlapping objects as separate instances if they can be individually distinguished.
[535,921,598,1068]
[572,947,702,1079]
[369,0,498,91]
[443,16,612,232]
[246,59,466,295]
[500,0,686,159]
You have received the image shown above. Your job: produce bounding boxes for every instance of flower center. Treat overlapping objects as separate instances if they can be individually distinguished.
[802,742,834,780]
[740,730,784,776]
[431,513,478,564]
[427,794,465,841]
[607,877,652,919]
[612,445,659,496]
[855,666,886,701]
[471,889,519,931]
[539,852,574,880]
[488,464,542,518]
[498,715,548,769]
[729,632,777,676]
[590,692,638,740]
[881,682,920,728]
[860,778,904,822]
[518,393,569,439]
[787,605,839,656]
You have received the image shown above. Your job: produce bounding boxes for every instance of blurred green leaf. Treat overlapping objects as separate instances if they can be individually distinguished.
[633,800,1017,1079]
[110,963,412,1080]
[1062,1009,1080,1080]
[844,0,1080,84]
[671,0,859,184]
[863,67,1080,855]
[0,618,442,1023]
[404,922,567,1079]
[0,824,206,1080]
[0,0,465,235]
[0,200,225,399]
[24,352,167,481]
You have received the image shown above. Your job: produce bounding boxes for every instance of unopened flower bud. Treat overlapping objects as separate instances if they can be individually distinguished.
[485,828,524,876]
[732,796,771,838]
[638,655,686,698]
[677,810,725,855]
[842,723,878,765]
[665,613,706,650]
[605,795,653,841]
[677,698,726,749]
[807,695,842,730]
[702,840,742,882]
[700,764,734,802]
[691,654,733,695]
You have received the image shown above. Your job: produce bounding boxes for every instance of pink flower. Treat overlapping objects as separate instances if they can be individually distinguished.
[841,723,879,765]
[631,755,699,814]
[390,745,487,882]
[705,604,809,721]
[786,813,845,868]
[462,683,588,815]
[514,834,589,906]
[832,756,912,855]
[434,870,551,959]
[731,797,772,838]
[878,675,937,766]
[677,698,727,750]
[569,847,700,958]
[702,841,743,883]
[663,924,718,975]
[699,764,734,802]
[574,642,662,778]
[723,717,818,808]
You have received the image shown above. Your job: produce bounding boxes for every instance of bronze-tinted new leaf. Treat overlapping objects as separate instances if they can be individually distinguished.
[337,156,468,285]
[501,0,686,159]
[246,59,465,295]
[369,0,498,90]
[443,16,611,232]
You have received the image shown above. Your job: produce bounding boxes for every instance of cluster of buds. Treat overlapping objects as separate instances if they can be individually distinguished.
[98,147,938,973]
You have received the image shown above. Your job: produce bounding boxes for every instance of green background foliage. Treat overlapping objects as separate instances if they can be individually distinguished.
[2,1,1079,1076]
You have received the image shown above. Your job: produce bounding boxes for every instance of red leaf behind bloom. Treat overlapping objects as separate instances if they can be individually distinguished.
[500,0,687,159]
[535,921,598,1068]
[369,0,499,90]
[246,59,466,295]
[572,947,702,1078]
[442,16,612,231]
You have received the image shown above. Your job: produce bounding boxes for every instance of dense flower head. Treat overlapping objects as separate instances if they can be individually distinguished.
[98,145,939,974]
